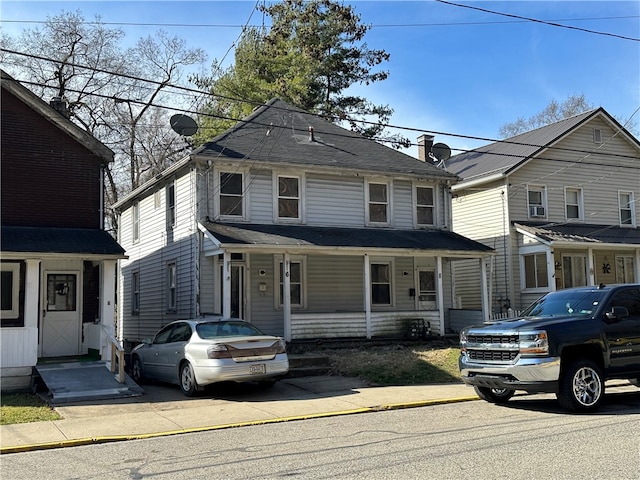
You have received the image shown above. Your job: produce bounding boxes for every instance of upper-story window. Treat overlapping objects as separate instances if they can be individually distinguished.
[416,186,435,226]
[166,182,176,229]
[132,201,140,242]
[131,271,140,315]
[527,185,547,219]
[277,175,301,221]
[219,172,244,217]
[564,187,583,221]
[619,191,635,226]
[366,180,390,225]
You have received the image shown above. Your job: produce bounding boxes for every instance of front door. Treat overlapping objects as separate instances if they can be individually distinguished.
[220,264,245,318]
[417,269,436,310]
[42,272,81,357]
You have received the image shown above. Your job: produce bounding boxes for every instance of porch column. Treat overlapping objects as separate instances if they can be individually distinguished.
[222,252,231,318]
[587,247,595,285]
[24,259,40,364]
[100,260,117,360]
[546,250,556,292]
[283,253,292,342]
[436,256,444,336]
[635,248,640,283]
[480,258,490,322]
[363,254,371,339]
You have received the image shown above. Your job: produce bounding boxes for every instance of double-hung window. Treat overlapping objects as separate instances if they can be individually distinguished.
[167,262,177,312]
[277,175,301,221]
[166,182,176,229]
[277,257,305,308]
[416,186,435,226]
[371,261,393,305]
[131,271,140,315]
[219,172,244,218]
[527,186,547,219]
[1,262,21,325]
[367,180,390,224]
[619,191,635,226]
[523,253,548,289]
[564,187,583,221]
[132,201,140,242]
[616,255,635,283]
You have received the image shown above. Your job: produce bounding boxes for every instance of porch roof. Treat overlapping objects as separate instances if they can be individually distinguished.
[1,226,126,257]
[202,222,494,255]
[514,222,640,246]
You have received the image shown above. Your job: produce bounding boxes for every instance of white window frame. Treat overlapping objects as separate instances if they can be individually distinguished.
[521,252,549,291]
[167,261,177,312]
[1,262,20,319]
[370,258,395,306]
[415,184,435,227]
[216,169,248,220]
[527,185,547,219]
[166,182,176,230]
[274,173,304,223]
[132,201,140,243]
[274,256,306,309]
[131,271,140,315]
[564,187,583,221]
[618,191,636,227]
[365,178,391,226]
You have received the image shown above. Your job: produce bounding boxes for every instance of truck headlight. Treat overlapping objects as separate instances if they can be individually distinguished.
[519,331,548,356]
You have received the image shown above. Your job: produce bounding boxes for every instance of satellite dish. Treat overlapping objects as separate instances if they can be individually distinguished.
[170,114,198,136]
[431,142,451,162]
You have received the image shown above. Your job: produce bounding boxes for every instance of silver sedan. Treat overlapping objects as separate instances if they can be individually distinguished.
[130,318,289,396]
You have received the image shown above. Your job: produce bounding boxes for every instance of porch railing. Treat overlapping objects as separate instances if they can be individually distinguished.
[490,309,523,321]
[102,326,126,384]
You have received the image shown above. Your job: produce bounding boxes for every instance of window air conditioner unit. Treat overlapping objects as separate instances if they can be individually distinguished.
[529,206,545,217]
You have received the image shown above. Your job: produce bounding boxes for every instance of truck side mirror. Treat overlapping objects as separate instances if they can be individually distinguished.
[605,306,629,323]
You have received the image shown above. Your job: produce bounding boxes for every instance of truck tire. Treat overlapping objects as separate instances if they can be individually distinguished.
[474,386,515,404]
[557,359,604,412]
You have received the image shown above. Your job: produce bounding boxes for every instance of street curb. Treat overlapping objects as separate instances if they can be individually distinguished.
[0,395,479,454]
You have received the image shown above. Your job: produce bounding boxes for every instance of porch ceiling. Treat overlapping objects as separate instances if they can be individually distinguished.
[515,222,640,246]
[202,221,493,255]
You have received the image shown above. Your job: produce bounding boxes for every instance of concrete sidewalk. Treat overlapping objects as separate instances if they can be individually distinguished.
[1,377,478,454]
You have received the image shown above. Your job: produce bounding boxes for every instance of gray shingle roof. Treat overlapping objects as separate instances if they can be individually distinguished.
[1,226,126,256]
[446,108,604,181]
[204,222,493,253]
[193,99,456,180]
[514,222,640,245]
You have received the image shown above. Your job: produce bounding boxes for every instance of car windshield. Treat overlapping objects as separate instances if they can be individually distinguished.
[521,290,606,318]
[196,321,265,339]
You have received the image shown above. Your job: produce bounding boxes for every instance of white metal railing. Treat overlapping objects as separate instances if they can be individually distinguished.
[102,326,126,383]
[490,309,523,320]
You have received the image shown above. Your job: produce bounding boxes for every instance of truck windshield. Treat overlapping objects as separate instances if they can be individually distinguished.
[522,290,606,317]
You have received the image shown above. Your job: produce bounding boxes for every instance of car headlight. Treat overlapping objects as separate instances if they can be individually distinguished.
[459,330,468,351]
[519,331,549,356]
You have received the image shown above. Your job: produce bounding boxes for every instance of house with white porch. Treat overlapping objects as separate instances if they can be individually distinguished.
[113,99,493,347]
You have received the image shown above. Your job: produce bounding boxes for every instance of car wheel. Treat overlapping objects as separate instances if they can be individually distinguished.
[474,386,515,404]
[131,355,144,384]
[557,359,604,412]
[180,361,198,397]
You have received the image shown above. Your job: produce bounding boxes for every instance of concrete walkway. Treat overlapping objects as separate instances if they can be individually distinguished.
[1,377,478,454]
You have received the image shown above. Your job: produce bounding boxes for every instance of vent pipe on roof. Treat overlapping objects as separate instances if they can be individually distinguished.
[417,134,434,162]
[309,126,315,142]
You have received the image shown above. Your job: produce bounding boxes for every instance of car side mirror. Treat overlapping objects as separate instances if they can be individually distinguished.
[141,337,152,345]
[605,306,629,323]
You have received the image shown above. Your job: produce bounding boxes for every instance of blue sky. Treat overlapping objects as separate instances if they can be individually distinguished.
[1,1,639,156]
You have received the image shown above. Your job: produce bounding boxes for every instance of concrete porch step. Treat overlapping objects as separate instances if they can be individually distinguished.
[286,354,332,377]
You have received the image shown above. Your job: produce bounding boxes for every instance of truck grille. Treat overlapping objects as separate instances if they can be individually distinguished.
[468,350,518,361]
[467,334,518,344]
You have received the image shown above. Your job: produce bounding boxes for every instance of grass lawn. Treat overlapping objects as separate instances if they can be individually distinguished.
[1,393,61,425]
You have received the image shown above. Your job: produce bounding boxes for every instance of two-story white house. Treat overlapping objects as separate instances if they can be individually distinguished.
[113,99,493,347]
[446,107,640,315]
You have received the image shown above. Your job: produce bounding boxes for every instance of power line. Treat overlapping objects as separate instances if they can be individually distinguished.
[435,0,640,42]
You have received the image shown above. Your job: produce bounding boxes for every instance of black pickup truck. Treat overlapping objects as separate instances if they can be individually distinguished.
[459,284,640,412]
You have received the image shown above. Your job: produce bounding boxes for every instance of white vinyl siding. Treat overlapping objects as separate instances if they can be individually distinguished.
[306,175,364,226]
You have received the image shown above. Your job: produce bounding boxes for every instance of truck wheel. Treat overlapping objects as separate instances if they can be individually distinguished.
[474,386,515,404]
[557,359,604,412]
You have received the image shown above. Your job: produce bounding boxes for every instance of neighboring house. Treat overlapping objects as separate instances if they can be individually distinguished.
[113,99,493,348]
[0,71,126,392]
[446,107,640,315]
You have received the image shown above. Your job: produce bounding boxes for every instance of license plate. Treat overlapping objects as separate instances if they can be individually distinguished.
[250,364,266,375]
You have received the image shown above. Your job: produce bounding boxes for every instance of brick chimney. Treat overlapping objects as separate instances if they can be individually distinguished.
[50,97,70,118]
[417,134,434,162]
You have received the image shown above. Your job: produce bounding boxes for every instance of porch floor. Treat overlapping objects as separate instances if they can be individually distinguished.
[35,361,144,405]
